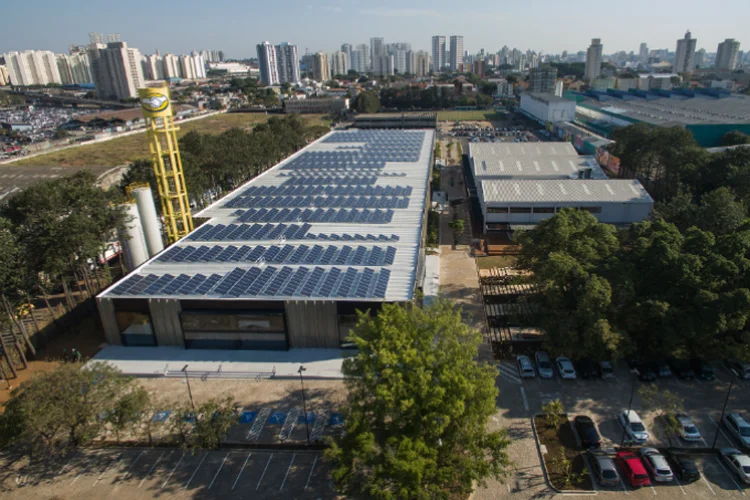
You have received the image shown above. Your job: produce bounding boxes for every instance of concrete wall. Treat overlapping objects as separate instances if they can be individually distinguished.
[285,300,339,348]
[97,297,122,345]
[484,202,652,226]
[520,94,576,123]
[149,299,184,346]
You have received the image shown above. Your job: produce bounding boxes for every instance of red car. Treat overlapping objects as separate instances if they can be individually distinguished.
[616,451,651,488]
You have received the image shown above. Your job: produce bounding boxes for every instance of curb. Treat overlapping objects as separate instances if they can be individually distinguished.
[530,413,596,496]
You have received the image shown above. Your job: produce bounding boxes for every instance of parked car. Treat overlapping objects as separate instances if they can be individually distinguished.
[723,413,750,448]
[597,360,616,381]
[516,355,536,379]
[619,410,650,443]
[577,358,597,379]
[690,358,715,381]
[669,358,694,380]
[574,415,601,449]
[635,362,657,382]
[665,450,700,482]
[616,450,651,488]
[673,414,702,442]
[639,448,674,483]
[726,359,750,380]
[656,360,672,378]
[588,449,620,486]
[555,357,577,380]
[535,351,554,379]
[720,448,750,484]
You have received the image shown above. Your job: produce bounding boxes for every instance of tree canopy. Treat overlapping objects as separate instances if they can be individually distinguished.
[326,301,510,500]
[355,91,381,113]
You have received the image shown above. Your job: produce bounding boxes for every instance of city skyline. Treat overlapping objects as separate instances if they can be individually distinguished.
[3,0,749,59]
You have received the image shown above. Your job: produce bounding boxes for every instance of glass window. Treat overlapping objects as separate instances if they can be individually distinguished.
[579,206,602,214]
[533,207,555,214]
[181,312,285,333]
[115,311,155,346]
[487,207,508,214]
[509,207,532,214]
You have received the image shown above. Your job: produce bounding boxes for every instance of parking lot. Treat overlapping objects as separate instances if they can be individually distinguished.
[490,357,750,499]
[0,448,333,499]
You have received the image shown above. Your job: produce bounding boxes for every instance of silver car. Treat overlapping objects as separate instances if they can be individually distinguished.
[535,351,554,379]
[724,413,750,448]
[675,414,702,442]
[721,448,750,484]
[516,355,536,379]
[588,449,620,486]
[640,448,674,482]
[555,357,577,380]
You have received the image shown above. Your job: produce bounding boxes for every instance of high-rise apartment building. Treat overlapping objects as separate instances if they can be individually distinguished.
[372,55,394,76]
[639,43,649,63]
[370,38,385,70]
[585,38,603,82]
[341,43,352,68]
[411,51,430,76]
[431,36,446,72]
[674,30,697,73]
[529,66,557,93]
[313,52,330,82]
[716,38,741,71]
[449,36,463,71]
[275,42,300,83]
[350,44,368,73]
[88,41,144,100]
[142,54,164,80]
[387,43,410,74]
[178,53,206,80]
[3,50,62,86]
[472,60,486,79]
[56,53,92,85]
[332,51,349,77]
[162,54,180,79]
[694,48,706,68]
[256,41,279,85]
[0,65,9,86]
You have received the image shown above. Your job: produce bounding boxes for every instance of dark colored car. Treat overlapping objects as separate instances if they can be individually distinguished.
[669,358,694,380]
[574,415,602,448]
[636,362,657,382]
[577,358,598,379]
[691,358,715,381]
[665,450,700,482]
[725,359,750,380]
[657,360,672,378]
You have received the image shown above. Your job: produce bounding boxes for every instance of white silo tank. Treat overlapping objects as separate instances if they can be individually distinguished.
[132,186,165,257]
[118,202,149,271]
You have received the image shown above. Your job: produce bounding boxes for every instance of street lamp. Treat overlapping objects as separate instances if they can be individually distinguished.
[298,365,311,446]
[713,373,736,448]
[182,364,195,410]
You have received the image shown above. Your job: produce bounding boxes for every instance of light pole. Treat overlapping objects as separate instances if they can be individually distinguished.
[182,364,195,410]
[713,373,735,448]
[620,372,637,446]
[298,365,311,446]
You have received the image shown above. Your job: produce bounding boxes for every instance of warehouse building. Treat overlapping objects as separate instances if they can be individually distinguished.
[97,128,434,350]
[520,93,577,123]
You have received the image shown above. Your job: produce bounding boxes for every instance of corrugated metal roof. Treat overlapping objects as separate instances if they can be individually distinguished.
[469,142,607,179]
[100,129,434,302]
[481,179,654,204]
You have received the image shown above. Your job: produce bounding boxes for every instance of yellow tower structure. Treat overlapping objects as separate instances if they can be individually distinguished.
[138,85,194,243]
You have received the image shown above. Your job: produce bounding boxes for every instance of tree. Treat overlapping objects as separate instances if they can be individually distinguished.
[720,131,750,147]
[106,386,150,444]
[638,384,684,437]
[356,91,381,113]
[190,396,239,449]
[326,301,510,500]
[694,187,748,236]
[542,399,564,429]
[448,218,465,246]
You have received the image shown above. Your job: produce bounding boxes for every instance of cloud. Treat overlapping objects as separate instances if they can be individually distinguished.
[359,7,443,18]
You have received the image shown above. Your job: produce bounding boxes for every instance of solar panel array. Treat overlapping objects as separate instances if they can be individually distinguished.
[226,196,408,210]
[233,208,396,224]
[188,223,399,243]
[157,244,398,266]
[109,266,391,299]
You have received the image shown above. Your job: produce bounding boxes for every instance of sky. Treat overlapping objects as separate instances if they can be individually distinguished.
[2,0,749,59]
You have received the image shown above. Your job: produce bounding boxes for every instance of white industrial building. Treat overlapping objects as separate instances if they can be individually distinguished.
[520,93,577,123]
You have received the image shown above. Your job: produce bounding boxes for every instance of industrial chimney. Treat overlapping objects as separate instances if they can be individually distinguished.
[118,203,149,271]
[131,186,164,257]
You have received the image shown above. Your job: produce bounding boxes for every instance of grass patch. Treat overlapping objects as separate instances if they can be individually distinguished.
[476,255,518,270]
[13,113,330,168]
[436,110,507,122]
[534,415,592,491]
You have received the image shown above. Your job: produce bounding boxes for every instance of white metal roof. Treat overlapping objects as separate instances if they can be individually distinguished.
[469,142,578,160]
[100,128,434,302]
[481,179,654,204]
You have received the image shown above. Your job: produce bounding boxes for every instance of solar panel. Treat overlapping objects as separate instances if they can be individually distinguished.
[299,267,325,297]
[263,266,294,295]
[280,267,309,296]
[318,268,342,297]
[336,268,359,297]
[246,267,277,295]
[355,268,375,298]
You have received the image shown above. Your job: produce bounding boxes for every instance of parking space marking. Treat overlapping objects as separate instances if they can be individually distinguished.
[304,455,318,491]
[93,453,122,486]
[139,451,166,488]
[618,477,630,495]
[520,387,529,411]
[232,452,252,490]
[56,451,79,478]
[713,457,746,495]
[256,453,273,490]
[707,415,733,445]
[120,451,145,481]
[280,453,296,491]
[700,472,717,496]
[672,474,687,495]
[162,452,185,488]
[209,452,230,489]
[184,452,208,490]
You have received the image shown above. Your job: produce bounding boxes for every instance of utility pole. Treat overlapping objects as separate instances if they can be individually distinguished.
[182,364,195,410]
[620,372,637,446]
[713,374,735,448]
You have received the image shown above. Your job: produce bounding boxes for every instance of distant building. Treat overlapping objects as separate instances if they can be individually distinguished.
[88,41,145,100]
[674,30,697,73]
[332,51,348,77]
[0,65,9,86]
[529,66,557,93]
[256,41,279,85]
[408,50,430,76]
[639,43,649,63]
[142,54,164,80]
[585,38,603,82]
[695,48,706,68]
[431,35,446,72]
[178,53,206,80]
[313,52,330,82]
[370,37,385,70]
[275,42,300,83]
[372,55,394,76]
[716,38,741,71]
[56,52,92,85]
[472,60,485,79]
[3,50,62,86]
[284,97,349,114]
[520,93,576,123]
[387,43,410,74]
[449,35,463,71]
[351,44,369,73]
[162,54,180,79]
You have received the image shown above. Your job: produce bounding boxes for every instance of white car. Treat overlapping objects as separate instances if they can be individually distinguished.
[724,413,750,448]
[555,357,577,380]
[721,448,750,484]
[516,355,536,379]
[675,414,702,442]
[619,410,650,443]
[640,448,674,482]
